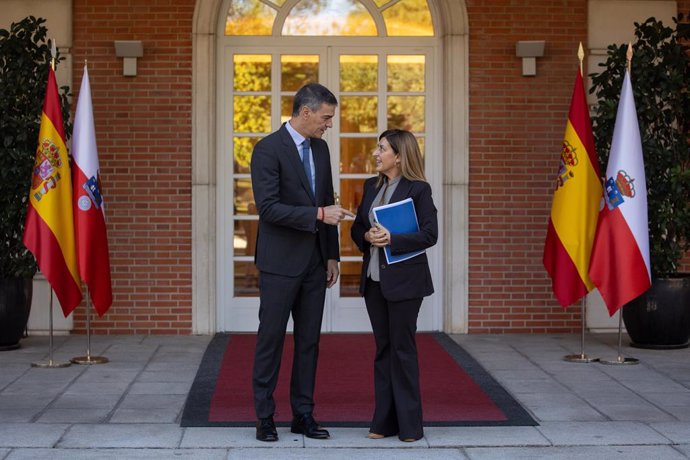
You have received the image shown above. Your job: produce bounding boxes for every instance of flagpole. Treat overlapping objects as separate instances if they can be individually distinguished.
[562,43,598,363]
[71,289,109,365]
[31,289,70,368]
[563,295,599,362]
[600,309,639,365]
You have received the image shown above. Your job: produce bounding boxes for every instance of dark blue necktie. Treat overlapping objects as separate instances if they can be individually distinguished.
[301,138,314,193]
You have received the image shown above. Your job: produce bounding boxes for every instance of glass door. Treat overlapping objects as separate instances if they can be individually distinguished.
[331,48,433,331]
[219,46,436,332]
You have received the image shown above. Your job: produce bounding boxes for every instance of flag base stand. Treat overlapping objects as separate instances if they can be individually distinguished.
[71,355,108,365]
[564,353,599,363]
[31,290,71,369]
[600,356,639,365]
[71,292,109,365]
[563,297,599,363]
[31,359,71,368]
[599,310,639,366]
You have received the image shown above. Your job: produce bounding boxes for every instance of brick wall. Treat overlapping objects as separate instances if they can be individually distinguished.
[68,0,687,335]
[466,0,588,333]
[71,0,195,334]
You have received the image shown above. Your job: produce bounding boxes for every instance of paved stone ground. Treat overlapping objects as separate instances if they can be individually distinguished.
[1,332,689,459]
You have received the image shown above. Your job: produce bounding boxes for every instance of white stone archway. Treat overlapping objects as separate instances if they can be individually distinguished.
[190,0,469,334]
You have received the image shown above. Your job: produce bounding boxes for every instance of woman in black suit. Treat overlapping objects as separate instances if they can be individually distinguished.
[350,129,438,442]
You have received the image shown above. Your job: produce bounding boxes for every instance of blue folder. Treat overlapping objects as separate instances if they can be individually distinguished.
[372,197,425,264]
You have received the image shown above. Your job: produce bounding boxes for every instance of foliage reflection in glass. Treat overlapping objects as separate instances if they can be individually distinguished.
[383,0,433,36]
[233,95,271,133]
[341,96,378,133]
[340,55,378,92]
[233,55,271,91]
[387,95,425,132]
[340,138,378,173]
[233,137,259,174]
[387,55,425,92]
[282,0,377,36]
[281,55,319,91]
[225,0,276,35]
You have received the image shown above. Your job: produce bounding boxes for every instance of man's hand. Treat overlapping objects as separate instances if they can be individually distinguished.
[321,205,355,225]
[326,259,339,288]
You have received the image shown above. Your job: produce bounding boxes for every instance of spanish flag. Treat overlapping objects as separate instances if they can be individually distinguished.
[23,67,83,316]
[543,68,603,307]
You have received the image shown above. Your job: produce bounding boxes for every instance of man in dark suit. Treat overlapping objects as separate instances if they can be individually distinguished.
[250,83,354,442]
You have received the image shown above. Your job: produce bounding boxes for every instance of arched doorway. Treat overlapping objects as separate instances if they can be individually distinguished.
[191,0,469,334]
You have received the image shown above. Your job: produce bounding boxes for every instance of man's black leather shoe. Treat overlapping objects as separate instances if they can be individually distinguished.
[290,413,330,439]
[256,416,278,442]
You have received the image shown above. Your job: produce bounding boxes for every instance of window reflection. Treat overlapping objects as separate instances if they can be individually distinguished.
[281,96,294,124]
[387,95,425,132]
[383,0,433,36]
[387,55,425,92]
[233,179,256,215]
[234,220,259,256]
[340,55,377,92]
[341,96,378,133]
[340,138,377,174]
[225,0,434,37]
[339,261,362,297]
[225,0,276,36]
[233,137,259,174]
[233,95,271,133]
[339,178,366,256]
[281,55,319,92]
[282,0,377,36]
[233,55,271,91]
[234,261,260,296]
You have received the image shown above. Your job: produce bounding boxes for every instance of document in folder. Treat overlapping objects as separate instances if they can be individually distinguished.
[372,197,425,264]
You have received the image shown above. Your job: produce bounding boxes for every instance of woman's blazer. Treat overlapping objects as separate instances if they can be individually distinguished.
[350,176,437,302]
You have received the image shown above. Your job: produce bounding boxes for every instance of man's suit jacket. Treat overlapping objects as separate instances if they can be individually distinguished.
[350,176,437,301]
[250,123,339,276]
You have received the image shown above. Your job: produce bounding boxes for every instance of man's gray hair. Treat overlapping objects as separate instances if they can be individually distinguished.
[292,83,337,116]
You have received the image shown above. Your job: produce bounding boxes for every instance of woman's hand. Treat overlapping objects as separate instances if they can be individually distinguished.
[367,223,391,248]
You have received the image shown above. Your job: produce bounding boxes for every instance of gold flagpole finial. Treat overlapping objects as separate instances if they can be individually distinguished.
[578,42,585,75]
[626,42,633,73]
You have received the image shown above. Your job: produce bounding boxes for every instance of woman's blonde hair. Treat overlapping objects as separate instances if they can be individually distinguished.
[376,129,427,187]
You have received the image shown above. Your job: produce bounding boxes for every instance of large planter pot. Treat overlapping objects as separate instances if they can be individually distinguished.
[622,275,690,349]
[0,277,32,350]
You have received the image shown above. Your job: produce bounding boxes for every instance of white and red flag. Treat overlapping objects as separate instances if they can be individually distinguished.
[589,68,651,316]
[72,65,113,316]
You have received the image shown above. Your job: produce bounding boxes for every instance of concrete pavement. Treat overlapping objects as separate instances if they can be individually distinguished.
[1,332,689,459]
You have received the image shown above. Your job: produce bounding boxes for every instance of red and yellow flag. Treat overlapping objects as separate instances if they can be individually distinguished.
[23,67,83,316]
[543,69,603,307]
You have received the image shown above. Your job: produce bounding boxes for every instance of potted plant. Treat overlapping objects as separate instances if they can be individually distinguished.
[0,16,71,349]
[590,15,690,348]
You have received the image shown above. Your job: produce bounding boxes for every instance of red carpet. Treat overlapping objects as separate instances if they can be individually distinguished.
[181,333,536,427]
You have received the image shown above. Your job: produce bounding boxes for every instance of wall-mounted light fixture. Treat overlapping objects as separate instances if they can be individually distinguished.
[515,40,545,77]
[114,40,144,77]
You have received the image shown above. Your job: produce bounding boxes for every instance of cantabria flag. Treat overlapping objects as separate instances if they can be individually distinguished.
[72,64,113,317]
[589,68,651,315]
